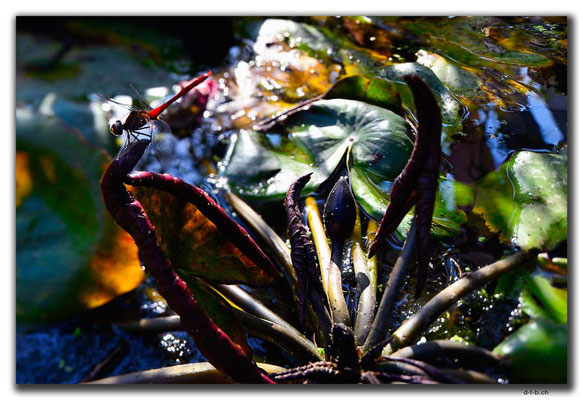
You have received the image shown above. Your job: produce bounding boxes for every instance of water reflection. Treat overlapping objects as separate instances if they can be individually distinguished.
[481,106,510,168]
[526,90,565,146]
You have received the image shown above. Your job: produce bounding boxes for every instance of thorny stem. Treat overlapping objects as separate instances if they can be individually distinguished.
[286,174,318,325]
[85,362,285,384]
[305,196,331,293]
[383,250,535,355]
[351,211,377,346]
[269,361,344,384]
[363,224,416,353]
[101,140,274,384]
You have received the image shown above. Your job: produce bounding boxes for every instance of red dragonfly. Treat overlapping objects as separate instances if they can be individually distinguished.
[107,70,212,169]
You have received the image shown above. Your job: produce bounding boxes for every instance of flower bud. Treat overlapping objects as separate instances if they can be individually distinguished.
[323,176,356,242]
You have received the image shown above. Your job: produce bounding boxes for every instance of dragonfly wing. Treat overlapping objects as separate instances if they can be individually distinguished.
[149,120,176,171]
[128,82,152,112]
[98,95,137,111]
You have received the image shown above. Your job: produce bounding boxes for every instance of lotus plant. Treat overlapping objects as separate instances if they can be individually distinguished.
[98,74,536,384]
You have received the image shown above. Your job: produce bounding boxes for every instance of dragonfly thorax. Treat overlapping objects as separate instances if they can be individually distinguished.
[124,110,150,131]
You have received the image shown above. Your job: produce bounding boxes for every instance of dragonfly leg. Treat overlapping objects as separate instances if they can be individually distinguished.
[134,128,152,141]
[128,131,141,143]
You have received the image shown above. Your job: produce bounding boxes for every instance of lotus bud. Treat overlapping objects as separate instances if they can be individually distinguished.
[323,176,356,242]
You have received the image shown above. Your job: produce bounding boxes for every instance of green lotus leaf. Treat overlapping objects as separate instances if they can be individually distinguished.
[221,98,473,239]
[521,274,567,325]
[473,150,567,251]
[16,108,144,325]
[324,75,403,116]
[351,168,474,240]
[416,50,481,95]
[493,319,567,383]
[221,99,412,201]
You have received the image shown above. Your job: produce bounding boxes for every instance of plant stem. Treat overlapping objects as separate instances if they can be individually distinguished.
[216,284,295,332]
[214,284,323,361]
[375,359,429,378]
[383,250,535,355]
[352,212,377,346]
[84,362,285,384]
[81,340,129,382]
[305,196,331,292]
[327,241,351,326]
[254,93,325,131]
[225,192,296,284]
[116,316,183,333]
[233,309,323,364]
[117,300,323,365]
[226,191,331,346]
[363,224,416,353]
[390,340,502,368]
[385,357,462,383]
[285,174,330,328]
[439,369,497,384]
[101,140,274,384]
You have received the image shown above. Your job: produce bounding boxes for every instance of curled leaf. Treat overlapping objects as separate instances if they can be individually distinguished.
[285,173,331,330]
[409,75,442,297]
[130,184,274,286]
[285,173,316,325]
[125,171,279,283]
[368,74,442,258]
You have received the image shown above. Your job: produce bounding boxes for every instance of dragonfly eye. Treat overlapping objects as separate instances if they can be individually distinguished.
[110,121,123,136]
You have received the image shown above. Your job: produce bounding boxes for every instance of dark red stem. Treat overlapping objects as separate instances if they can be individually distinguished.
[147,71,212,119]
[124,171,279,280]
[101,140,274,384]
[368,74,442,257]
[413,98,442,297]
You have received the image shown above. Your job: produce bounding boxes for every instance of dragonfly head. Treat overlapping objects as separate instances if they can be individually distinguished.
[110,120,124,136]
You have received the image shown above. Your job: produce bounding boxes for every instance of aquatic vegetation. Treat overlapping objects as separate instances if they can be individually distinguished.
[16,16,567,385]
